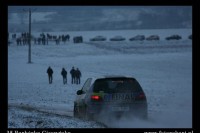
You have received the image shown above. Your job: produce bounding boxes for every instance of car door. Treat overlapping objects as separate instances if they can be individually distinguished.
[76,78,93,107]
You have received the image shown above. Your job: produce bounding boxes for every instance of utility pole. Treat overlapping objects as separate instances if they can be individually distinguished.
[28,9,31,63]
[23,8,36,64]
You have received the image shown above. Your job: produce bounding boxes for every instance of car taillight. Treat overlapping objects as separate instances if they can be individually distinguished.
[91,95,101,101]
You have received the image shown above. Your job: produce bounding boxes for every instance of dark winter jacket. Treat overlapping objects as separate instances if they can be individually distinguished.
[47,67,53,76]
[61,69,67,78]
[70,68,76,77]
[75,69,81,78]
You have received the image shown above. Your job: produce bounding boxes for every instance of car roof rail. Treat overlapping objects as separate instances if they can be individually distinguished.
[103,75,124,77]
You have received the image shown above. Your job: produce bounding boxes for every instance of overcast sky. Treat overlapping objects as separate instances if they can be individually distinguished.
[8,6,192,32]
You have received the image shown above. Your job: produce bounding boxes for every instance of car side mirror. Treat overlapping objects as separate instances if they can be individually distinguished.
[77,90,83,95]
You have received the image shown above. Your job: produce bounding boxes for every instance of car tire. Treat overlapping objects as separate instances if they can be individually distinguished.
[83,105,89,120]
[74,103,79,118]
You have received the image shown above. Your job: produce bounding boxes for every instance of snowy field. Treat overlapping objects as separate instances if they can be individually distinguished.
[8,29,192,128]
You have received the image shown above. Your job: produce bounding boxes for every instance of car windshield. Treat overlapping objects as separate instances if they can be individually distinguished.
[93,78,142,93]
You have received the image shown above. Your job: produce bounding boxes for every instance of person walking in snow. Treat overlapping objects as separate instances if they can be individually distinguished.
[47,66,53,84]
[61,68,67,84]
[70,66,76,84]
[75,68,82,84]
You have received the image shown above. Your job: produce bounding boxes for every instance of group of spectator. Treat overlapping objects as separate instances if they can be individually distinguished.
[46,66,82,85]
[8,32,85,46]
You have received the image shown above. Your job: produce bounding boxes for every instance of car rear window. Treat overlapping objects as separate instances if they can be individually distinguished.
[93,78,142,93]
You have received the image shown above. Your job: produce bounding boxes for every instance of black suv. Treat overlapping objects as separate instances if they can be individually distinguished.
[74,76,148,120]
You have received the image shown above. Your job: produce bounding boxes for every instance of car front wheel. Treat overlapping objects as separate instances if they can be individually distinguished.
[74,103,79,118]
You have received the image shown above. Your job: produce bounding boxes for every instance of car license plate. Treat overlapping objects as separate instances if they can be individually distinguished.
[111,106,129,111]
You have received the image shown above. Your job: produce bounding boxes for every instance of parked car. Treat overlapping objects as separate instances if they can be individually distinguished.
[165,35,182,40]
[73,36,83,43]
[129,35,145,41]
[146,35,160,41]
[188,34,192,40]
[74,76,148,120]
[110,36,126,41]
[90,36,106,41]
